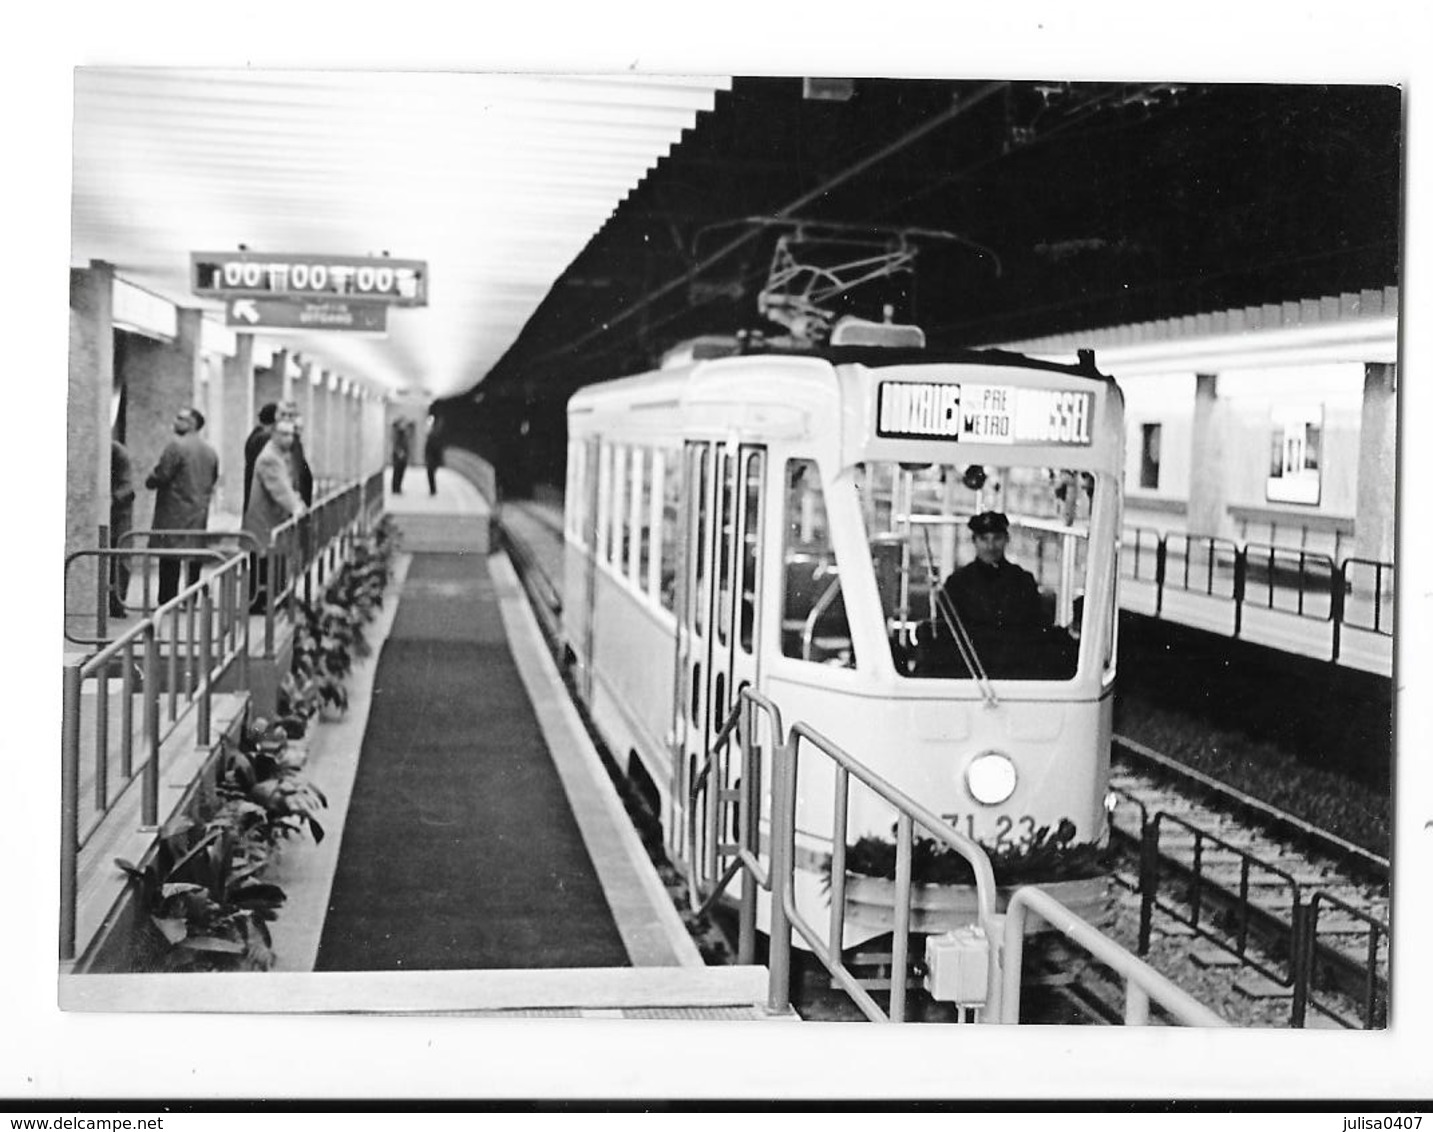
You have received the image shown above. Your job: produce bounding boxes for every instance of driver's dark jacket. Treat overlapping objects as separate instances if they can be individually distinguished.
[942,557,1042,630]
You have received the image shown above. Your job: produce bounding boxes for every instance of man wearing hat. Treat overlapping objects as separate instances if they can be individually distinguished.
[942,511,1043,635]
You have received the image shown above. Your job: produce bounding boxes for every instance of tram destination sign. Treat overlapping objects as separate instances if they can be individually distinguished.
[192,252,428,307]
[877,381,1094,446]
[225,298,388,333]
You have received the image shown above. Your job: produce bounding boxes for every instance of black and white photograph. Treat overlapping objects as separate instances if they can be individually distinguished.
[7,0,1433,1109]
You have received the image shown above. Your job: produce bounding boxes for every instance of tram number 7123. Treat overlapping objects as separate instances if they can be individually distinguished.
[941,813,1039,848]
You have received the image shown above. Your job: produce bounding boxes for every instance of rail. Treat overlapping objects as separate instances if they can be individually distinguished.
[775,720,1003,1022]
[1118,527,1393,665]
[1293,890,1389,1030]
[685,689,786,972]
[999,886,1227,1026]
[1136,810,1305,990]
[59,552,252,961]
[65,546,232,646]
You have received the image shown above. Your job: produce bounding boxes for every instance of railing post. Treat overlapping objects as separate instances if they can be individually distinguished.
[1290,897,1312,1028]
[766,732,797,1016]
[889,813,914,1023]
[737,698,757,967]
[60,663,82,962]
[1138,816,1159,955]
[198,586,213,747]
[141,623,160,829]
[97,524,111,639]
[1232,546,1246,638]
[1124,981,1151,1026]
[1154,536,1167,617]
[1330,561,1347,663]
[264,546,277,658]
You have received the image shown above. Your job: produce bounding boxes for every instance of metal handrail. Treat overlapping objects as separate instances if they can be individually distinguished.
[1000,886,1227,1026]
[1292,889,1389,1029]
[1241,541,1336,621]
[684,688,785,968]
[1121,529,1392,666]
[1137,809,1304,989]
[60,471,384,963]
[60,552,252,961]
[64,547,230,646]
[774,721,1002,1023]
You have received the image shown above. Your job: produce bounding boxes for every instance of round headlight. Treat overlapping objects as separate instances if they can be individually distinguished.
[966,752,1018,806]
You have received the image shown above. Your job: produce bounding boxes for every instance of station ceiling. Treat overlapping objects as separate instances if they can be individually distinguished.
[70,68,730,399]
[71,73,1401,406]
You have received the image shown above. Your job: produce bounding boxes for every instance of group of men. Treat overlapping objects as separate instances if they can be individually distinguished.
[108,400,312,617]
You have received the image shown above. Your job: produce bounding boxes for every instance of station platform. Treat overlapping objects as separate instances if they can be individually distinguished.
[62,467,790,1021]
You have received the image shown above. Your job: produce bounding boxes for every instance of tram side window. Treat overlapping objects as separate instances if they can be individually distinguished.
[627,446,645,584]
[739,451,762,653]
[635,446,653,591]
[780,459,854,668]
[608,444,626,569]
[659,447,680,611]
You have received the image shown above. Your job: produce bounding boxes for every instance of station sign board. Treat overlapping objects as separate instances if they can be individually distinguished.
[193,252,428,307]
[876,381,1094,446]
[225,297,388,333]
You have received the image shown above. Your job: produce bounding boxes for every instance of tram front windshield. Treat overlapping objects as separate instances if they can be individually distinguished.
[856,461,1097,681]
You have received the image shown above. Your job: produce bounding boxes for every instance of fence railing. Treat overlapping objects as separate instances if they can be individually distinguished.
[1119,526,1394,664]
[59,471,385,963]
[60,552,252,961]
[687,687,1223,1024]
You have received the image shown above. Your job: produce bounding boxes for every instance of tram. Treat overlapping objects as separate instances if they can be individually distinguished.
[562,317,1125,944]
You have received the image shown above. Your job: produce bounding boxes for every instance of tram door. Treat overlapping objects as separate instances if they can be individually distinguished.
[672,439,766,881]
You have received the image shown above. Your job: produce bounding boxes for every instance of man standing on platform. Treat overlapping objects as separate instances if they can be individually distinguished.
[390,418,412,494]
[423,415,443,497]
[244,419,305,613]
[146,407,220,604]
[243,402,278,513]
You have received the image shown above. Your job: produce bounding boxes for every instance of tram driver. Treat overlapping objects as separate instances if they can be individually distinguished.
[915,511,1075,679]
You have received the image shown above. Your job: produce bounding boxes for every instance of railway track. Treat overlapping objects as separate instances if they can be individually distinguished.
[496,498,1390,1027]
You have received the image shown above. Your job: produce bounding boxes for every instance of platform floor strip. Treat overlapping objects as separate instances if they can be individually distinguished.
[313,551,630,971]
[487,551,703,967]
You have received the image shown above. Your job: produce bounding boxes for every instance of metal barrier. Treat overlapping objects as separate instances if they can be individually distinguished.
[1136,810,1304,990]
[1292,890,1389,1030]
[59,471,386,962]
[1116,529,1391,666]
[1337,557,1395,636]
[774,720,1003,1021]
[1241,542,1336,621]
[65,546,231,646]
[1000,886,1227,1026]
[59,552,252,961]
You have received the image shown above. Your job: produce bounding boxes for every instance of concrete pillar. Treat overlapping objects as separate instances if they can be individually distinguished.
[220,334,256,517]
[1355,362,1397,562]
[254,353,284,418]
[66,261,115,623]
[1186,373,1229,539]
[125,304,204,538]
[312,373,333,486]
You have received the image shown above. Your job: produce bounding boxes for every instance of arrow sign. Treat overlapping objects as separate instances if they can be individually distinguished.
[224,298,388,333]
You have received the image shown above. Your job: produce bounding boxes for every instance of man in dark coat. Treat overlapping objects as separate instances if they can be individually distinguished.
[423,415,443,496]
[390,419,412,493]
[146,408,219,603]
[942,511,1043,632]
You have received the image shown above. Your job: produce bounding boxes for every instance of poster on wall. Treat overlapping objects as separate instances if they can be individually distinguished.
[1266,403,1323,505]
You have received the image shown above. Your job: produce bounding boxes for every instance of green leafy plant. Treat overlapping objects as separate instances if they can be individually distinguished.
[115,815,284,971]
[837,818,1108,888]
[221,719,328,846]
